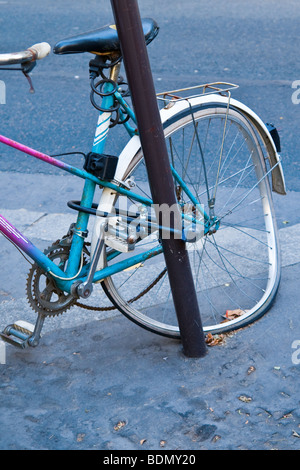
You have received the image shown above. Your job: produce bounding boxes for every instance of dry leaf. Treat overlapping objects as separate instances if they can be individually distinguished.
[140,439,147,445]
[238,395,252,403]
[247,366,256,375]
[292,430,300,438]
[224,309,247,321]
[114,420,126,431]
[160,440,166,447]
[205,333,224,346]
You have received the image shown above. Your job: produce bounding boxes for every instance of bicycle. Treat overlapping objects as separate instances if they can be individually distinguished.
[0,18,286,349]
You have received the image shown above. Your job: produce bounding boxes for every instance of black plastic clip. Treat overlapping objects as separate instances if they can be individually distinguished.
[266,123,281,153]
[83,152,118,181]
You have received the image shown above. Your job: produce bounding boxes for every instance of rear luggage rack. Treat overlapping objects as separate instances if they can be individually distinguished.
[157,81,239,106]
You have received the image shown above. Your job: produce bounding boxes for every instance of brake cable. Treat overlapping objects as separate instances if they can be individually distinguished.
[0,60,36,93]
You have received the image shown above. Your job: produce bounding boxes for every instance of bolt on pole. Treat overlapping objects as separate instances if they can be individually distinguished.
[110,0,207,358]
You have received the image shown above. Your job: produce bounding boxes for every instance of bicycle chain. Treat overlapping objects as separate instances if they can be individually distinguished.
[74,266,167,311]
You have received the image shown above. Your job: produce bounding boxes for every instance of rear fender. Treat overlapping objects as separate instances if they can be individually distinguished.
[228,97,286,195]
[159,94,286,195]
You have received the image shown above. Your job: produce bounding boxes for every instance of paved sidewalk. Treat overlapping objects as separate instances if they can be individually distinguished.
[0,172,300,450]
[0,261,300,450]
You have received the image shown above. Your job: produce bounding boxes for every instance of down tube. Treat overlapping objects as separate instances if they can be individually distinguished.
[0,214,67,277]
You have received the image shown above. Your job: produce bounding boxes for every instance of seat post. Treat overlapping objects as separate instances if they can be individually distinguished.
[109,60,121,83]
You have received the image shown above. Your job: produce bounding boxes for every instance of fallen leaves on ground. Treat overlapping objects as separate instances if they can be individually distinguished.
[238,395,252,403]
[205,333,225,347]
[247,366,256,375]
[114,421,126,431]
[222,308,247,322]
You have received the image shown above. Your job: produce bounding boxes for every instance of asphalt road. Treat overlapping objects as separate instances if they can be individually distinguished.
[0,0,299,189]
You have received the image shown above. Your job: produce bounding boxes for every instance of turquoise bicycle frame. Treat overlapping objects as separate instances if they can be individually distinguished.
[0,80,208,295]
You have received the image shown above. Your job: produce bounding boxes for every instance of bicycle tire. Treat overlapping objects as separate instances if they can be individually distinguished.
[101,103,281,336]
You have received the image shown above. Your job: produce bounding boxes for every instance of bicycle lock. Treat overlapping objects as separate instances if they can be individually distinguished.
[110,0,207,358]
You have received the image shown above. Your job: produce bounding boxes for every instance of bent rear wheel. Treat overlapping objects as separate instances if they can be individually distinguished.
[102,104,281,337]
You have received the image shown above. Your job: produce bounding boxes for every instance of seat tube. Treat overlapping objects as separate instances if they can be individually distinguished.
[66,63,120,277]
[92,62,121,153]
[66,178,96,277]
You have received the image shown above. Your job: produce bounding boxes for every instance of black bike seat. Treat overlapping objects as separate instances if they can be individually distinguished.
[53,18,159,56]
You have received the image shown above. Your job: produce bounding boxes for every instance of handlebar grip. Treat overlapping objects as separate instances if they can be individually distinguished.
[27,42,51,60]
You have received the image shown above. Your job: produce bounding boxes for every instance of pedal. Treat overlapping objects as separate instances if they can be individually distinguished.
[0,320,35,349]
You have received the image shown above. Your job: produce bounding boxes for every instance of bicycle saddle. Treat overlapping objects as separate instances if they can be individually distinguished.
[53,18,159,56]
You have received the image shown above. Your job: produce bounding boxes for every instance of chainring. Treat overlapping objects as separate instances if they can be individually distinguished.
[26,243,77,317]
[26,238,169,317]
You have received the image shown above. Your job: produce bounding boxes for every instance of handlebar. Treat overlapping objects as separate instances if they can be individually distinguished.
[0,42,51,66]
